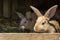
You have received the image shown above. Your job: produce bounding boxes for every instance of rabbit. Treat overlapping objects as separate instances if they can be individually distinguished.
[30,5,60,33]
[16,11,36,32]
[16,12,29,29]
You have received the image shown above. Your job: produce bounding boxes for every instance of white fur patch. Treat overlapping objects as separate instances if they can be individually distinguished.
[38,25,43,29]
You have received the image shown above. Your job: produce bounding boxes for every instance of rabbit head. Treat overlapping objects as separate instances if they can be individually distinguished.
[16,12,28,28]
[30,5,58,33]
[16,11,35,30]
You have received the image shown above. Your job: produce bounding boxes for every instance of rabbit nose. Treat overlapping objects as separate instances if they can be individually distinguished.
[41,29,45,31]
[34,29,45,33]
[20,26,25,29]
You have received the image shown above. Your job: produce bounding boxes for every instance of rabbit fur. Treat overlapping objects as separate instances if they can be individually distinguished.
[16,11,36,30]
[30,5,60,33]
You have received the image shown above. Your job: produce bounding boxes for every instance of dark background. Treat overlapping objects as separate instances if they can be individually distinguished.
[0,0,60,33]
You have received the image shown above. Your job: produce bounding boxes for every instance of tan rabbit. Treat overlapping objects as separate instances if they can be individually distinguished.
[30,5,60,33]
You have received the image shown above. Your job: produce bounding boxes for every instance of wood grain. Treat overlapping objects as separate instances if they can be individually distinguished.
[0,33,60,40]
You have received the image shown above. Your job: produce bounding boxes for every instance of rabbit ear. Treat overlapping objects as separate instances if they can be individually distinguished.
[26,11,32,19]
[30,6,42,17]
[44,5,58,19]
[16,12,25,19]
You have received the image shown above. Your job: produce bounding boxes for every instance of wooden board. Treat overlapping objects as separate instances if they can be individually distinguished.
[0,33,60,40]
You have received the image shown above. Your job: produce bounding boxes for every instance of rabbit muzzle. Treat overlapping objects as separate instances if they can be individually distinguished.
[34,25,48,32]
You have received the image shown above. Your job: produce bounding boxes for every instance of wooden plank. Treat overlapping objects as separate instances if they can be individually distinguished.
[0,33,60,40]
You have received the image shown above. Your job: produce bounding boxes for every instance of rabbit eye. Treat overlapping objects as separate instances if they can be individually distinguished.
[24,21,27,23]
[42,22,45,25]
[42,21,46,25]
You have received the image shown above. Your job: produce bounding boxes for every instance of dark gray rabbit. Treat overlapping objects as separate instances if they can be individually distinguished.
[16,11,36,32]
